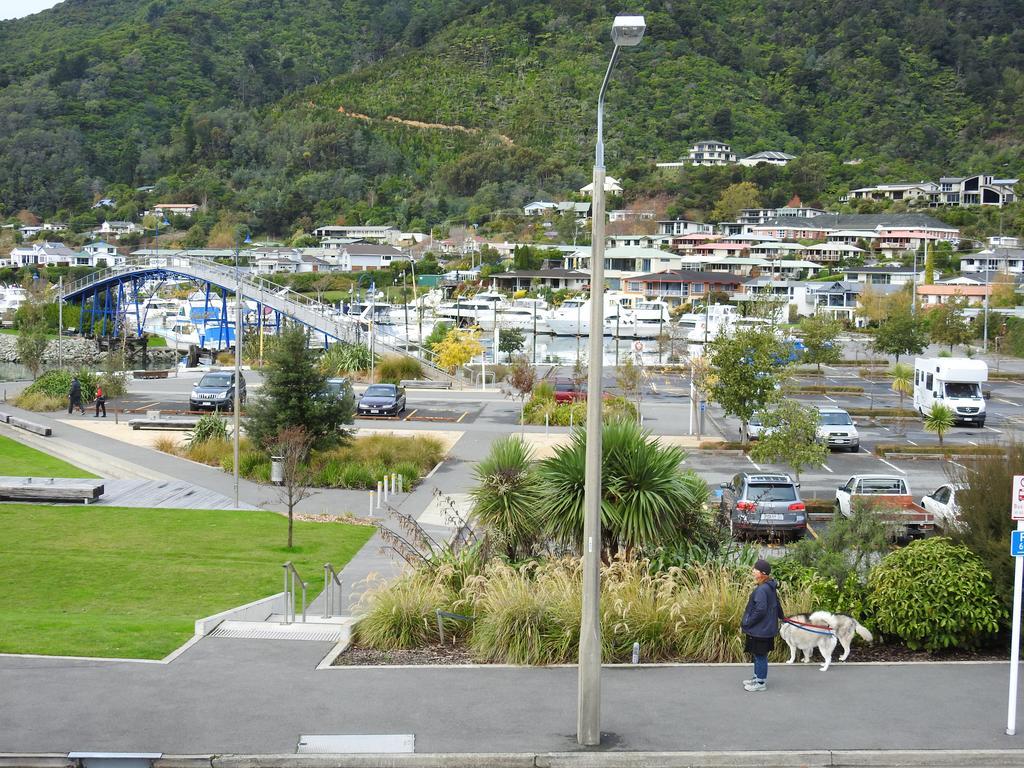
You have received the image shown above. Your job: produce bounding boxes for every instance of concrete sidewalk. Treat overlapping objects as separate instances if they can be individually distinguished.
[1,637,1022,760]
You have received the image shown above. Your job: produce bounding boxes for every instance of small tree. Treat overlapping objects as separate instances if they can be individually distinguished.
[799,314,843,373]
[433,327,484,374]
[498,327,525,361]
[245,324,354,449]
[470,435,543,561]
[507,355,535,426]
[923,403,955,447]
[890,362,914,433]
[871,305,928,362]
[16,277,49,379]
[273,426,315,549]
[571,356,588,391]
[750,400,827,482]
[928,297,973,352]
[616,356,642,418]
[707,327,787,444]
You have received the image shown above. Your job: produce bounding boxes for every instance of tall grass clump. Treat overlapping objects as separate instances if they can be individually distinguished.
[319,342,374,376]
[13,391,66,412]
[376,355,423,384]
[673,565,751,663]
[353,573,454,650]
[601,557,685,661]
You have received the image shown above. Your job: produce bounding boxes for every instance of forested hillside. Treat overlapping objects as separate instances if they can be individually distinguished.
[0,0,1022,234]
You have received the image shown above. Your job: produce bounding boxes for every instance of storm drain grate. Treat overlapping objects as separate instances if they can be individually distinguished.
[297,735,415,754]
[209,620,343,642]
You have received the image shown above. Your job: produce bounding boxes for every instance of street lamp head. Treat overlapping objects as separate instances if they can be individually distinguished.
[611,15,646,47]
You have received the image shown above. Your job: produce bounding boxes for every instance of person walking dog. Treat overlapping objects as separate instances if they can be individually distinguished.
[741,558,783,692]
[94,384,106,418]
[68,376,85,415]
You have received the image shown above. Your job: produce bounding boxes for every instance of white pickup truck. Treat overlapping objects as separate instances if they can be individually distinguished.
[834,474,935,538]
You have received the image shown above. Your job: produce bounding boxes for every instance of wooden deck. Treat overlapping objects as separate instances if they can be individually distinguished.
[95,479,258,510]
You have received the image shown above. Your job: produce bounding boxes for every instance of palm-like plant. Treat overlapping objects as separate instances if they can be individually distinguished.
[537,419,710,554]
[890,362,914,434]
[469,436,543,560]
[923,403,956,447]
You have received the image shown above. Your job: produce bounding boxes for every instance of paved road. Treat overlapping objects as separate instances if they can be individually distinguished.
[0,637,1021,755]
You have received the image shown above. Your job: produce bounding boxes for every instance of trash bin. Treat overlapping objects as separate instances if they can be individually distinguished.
[271,456,284,485]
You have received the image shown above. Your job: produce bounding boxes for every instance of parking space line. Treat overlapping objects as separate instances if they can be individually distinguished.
[820,463,833,473]
[906,440,918,446]
[403,409,418,421]
[998,398,1021,407]
[823,394,836,403]
[950,460,966,469]
[986,426,1004,434]
[745,454,763,471]
[878,457,906,473]
[968,440,978,446]
[806,522,819,540]
[456,411,468,423]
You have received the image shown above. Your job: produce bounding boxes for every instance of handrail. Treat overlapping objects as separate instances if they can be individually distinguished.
[282,561,307,624]
[61,254,458,383]
[322,563,344,619]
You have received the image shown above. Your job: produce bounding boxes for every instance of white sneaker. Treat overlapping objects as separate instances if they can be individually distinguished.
[742,678,759,686]
[744,681,767,692]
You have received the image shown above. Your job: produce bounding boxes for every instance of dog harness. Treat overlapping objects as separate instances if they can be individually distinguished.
[783,618,835,637]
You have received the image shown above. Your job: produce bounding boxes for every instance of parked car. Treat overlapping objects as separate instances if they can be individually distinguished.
[189,370,246,411]
[357,383,407,416]
[718,472,806,539]
[835,474,935,538]
[817,406,860,452]
[324,377,354,401]
[553,377,586,403]
[921,483,965,531]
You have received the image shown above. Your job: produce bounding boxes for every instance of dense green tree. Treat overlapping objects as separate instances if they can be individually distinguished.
[244,324,353,449]
[750,401,828,482]
[707,327,787,444]
[799,315,843,372]
[927,297,974,352]
[871,306,929,362]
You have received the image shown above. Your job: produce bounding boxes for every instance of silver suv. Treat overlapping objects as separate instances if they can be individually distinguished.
[719,472,807,540]
[817,406,859,452]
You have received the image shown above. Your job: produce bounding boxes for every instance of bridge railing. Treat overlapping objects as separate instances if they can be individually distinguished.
[62,256,457,384]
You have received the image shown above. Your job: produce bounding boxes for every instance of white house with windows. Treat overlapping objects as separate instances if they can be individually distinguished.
[657,218,714,236]
[313,225,400,244]
[9,242,80,267]
[840,182,939,204]
[578,177,622,196]
[334,242,404,272]
[150,203,200,218]
[688,141,737,166]
[99,220,140,237]
[960,247,1024,276]
[935,175,1018,207]
[82,241,124,267]
[732,278,818,317]
[523,201,557,216]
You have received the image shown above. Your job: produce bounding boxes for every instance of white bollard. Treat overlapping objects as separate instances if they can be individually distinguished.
[376,482,383,508]
[392,472,398,495]
[397,473,404,494]
[369,492,375,517]
[545,412,549,436]
[382,477,389,503]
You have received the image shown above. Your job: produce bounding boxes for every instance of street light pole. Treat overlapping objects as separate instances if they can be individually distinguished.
[578,14,645,748]
[233,233,250,510]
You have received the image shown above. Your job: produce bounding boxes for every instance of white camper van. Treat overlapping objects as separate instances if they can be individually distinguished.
[913,358,988,426]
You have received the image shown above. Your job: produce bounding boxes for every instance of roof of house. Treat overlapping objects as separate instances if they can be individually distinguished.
[844,265,915,273]
[743,151,796,161]
[756,213,958,230]
[918,284,994,296]
[342,243,403,256]
[491,269,588,279]
[626,270,750,284]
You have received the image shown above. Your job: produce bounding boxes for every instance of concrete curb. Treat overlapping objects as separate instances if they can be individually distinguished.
[5,751,1024,768]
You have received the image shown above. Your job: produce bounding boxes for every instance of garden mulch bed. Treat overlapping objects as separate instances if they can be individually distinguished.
[333,642,1008,666]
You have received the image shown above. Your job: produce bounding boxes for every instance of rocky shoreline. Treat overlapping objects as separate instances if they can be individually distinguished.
[0,335,179,366]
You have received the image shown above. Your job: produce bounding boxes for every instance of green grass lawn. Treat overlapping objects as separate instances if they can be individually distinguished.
[0,504,375,658]
[147,335,167,347]
[0,434,97,478]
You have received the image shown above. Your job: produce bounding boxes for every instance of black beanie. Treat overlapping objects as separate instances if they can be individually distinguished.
[754,558,771,575]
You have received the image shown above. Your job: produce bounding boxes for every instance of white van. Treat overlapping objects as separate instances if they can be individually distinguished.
[913,358,988,426]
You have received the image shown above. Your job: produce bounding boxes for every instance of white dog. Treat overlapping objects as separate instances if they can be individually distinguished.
[779,611,873,671]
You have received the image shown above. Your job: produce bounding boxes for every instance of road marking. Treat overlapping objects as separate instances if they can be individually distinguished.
[403,409,418,421]
[823,394,837,403]
[906,440,918,446]
[878,457,906,473]
[425,460,444,479]
[806,522,819,541]
[998,398,1021,407]
[986,426,1004,434]
[456,411,468,423]
[968,440,978,446]
[950,460,966,469]
[882,426,890,431]
[819,463,833,473]
[745,454,763,471]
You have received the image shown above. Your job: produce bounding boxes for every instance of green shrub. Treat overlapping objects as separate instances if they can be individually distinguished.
[22,368,98,401]
[867,537,1003,651]
[319,342,374,375]
[393,461,421,488]
[185,437,230,466]
[376,355,423,384]
[314,459,346,487]
[188,414,229,447]
[339,462,377,489]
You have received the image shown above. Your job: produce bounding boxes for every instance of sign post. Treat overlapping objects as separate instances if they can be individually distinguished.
[1006,475,1024,735]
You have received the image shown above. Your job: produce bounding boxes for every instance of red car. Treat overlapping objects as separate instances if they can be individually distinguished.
[553,378,586,403]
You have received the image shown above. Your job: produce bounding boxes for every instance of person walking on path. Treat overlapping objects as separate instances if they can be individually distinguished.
[68,377,85,415]
[740,558,783,692]
[94,384,106,418]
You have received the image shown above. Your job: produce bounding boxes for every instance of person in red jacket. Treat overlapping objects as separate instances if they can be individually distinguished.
[94,385,107,418]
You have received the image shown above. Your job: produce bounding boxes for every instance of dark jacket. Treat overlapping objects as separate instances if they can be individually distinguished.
[741,578,782,638]
[69,379,81,400]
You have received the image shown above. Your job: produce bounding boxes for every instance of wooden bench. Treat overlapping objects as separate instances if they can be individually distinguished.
[0,477,104,504]
[400,379,452,390]
[129,416,200,431]
[133,369,171,379]
[8,416,52,436]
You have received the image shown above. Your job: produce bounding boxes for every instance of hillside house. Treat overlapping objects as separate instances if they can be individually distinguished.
[622,270,749,308]
[738,151,796,167]
[688,141,737,166]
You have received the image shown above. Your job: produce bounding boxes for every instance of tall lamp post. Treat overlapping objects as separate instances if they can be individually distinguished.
[578,14,646,748]
[233,232,251,510]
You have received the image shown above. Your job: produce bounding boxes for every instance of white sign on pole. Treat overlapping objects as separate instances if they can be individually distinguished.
[1013,475,1024,520]
[1007,478,1024,735]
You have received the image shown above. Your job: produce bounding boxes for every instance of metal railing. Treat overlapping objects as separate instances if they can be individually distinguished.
[282,561,307,624]
[61,255,456,384]
[322,563,344,619]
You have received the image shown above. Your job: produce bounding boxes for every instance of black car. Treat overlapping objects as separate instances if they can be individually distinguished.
[189,371,246,411]
[357,383,406,417]
[324,377,354,401]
